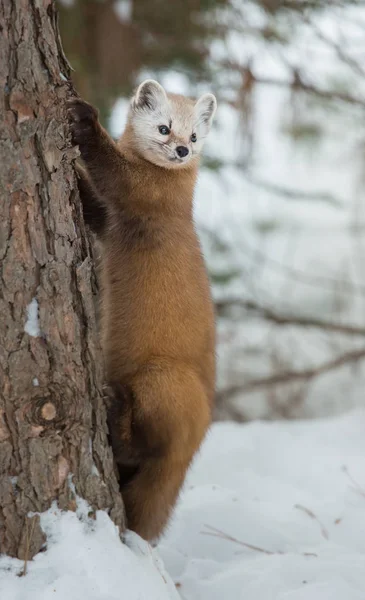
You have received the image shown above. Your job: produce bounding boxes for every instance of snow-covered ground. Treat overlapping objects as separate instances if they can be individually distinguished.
[3,410,365,599]
[160,409,365,599]
[0,503,179,600]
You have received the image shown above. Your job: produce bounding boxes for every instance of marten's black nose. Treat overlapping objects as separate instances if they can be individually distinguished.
[176,146,189,158]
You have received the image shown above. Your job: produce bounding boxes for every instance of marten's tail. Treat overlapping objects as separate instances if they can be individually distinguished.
[110,364,211,541]
[120,454,188,541]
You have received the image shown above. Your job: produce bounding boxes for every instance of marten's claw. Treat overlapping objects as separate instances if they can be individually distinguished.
[67,98,99,155]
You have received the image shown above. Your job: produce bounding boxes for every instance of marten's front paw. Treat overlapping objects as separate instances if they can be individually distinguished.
[67,98,100,159]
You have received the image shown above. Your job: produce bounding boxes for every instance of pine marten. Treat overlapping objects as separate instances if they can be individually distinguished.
[67,80,217,541]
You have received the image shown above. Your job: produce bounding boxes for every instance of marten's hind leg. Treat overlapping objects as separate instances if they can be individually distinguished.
[118,365,211,541]
[106,383,141,485]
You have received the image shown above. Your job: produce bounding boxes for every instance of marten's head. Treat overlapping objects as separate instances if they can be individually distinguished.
[129,80,217,169]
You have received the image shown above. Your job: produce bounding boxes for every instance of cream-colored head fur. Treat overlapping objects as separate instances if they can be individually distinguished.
[129,79,217,169]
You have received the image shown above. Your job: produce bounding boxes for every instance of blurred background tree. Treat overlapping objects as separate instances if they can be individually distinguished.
[58,0,227,123]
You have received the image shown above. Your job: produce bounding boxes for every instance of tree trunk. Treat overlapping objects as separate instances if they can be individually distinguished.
[0,0,125,559]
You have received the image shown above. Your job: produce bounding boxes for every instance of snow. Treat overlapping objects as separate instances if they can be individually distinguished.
[24,298,41,338]
[2,411,365,599]
[114,0,132,23]
[158,410,365,599]
[0,505,178,600]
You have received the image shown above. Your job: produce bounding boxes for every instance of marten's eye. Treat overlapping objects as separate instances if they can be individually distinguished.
[158,125,170,135]
[191,133,197,143]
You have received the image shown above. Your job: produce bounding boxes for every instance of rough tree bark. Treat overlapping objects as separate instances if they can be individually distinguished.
[0,0,125,559]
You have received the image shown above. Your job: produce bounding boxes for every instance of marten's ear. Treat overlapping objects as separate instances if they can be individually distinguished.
[194,93,217,132]
[132,80,167,111]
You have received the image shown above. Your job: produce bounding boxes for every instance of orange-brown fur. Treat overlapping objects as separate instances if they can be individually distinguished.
[68,91,215,541]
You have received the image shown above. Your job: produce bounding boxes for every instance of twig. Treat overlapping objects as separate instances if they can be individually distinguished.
[201,524,317,557]
[201,524,281,555]
[295,504,329,540]
[21,516,37,577]
[342,465,365,498]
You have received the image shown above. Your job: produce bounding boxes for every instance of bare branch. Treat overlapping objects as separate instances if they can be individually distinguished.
[199,223,365,298]
[301,13,365,78]
[246,174,344,207]
[281,0,365,12]
[215,297,365,336]
[219,60,365,108]
[254,74,365,107]
[217,348,365,401]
